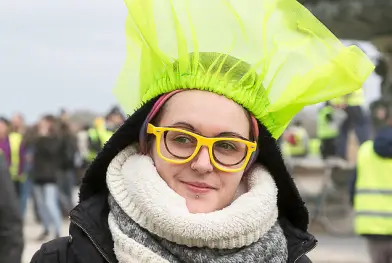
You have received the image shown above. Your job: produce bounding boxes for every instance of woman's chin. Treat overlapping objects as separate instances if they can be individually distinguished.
[185,198,216,214]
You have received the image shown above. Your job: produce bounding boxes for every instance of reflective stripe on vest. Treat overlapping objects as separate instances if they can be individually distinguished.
[317,106,338,139]
[9,132,22,180]
[354,140,392,235]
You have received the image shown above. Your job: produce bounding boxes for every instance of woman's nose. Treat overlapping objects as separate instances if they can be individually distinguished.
[191,146,214,173]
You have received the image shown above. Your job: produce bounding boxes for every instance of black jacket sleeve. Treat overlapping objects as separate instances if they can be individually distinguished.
[0,155,24,263]
[30,237,70,263]
[296,255,313,263]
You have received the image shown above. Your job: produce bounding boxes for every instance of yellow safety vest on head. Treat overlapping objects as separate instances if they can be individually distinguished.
[8,132,23,182]
[354,140,392,236]
[317,106,339,139]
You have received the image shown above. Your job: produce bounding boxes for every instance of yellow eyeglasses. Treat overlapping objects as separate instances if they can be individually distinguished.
[147,123,257,173]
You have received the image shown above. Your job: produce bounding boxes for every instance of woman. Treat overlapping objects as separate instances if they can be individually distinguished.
[31,0,373,262]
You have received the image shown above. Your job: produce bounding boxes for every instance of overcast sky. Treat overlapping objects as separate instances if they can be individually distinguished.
[0,1,382,123]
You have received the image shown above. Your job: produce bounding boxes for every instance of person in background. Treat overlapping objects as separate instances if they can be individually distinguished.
[0,150,24,263]
[57,119,78,216]
[11,113,26,134]
[0,116,25,198]
[317,101,346,159]
[350,104,392,263]
[330,88,370,159]
[86,114,116,165]
[31,115,63,240]
[85,107,125,166]
[370,99,390,135]
[282,120,309,158]
[105,106,125,132]
[23,124,41,221]
[11,113,32,216]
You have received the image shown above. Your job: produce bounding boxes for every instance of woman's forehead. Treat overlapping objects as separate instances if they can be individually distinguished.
[159,90,250,136]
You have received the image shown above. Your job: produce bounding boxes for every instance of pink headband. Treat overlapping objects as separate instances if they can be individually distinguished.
[139,90,259,153]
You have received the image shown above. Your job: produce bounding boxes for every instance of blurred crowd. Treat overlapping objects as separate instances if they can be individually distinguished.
[0,107,125,262]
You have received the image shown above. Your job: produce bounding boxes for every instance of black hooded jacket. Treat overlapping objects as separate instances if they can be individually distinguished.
[31,99,317,263]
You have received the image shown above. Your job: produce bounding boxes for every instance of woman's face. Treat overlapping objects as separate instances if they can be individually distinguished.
[150,90,251,213]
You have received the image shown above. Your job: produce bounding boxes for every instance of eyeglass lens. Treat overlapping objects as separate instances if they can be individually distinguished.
[162,130,248,167]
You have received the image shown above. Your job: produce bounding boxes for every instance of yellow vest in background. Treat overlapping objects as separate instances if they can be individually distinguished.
[330,89,364,107]
[8,132,23,181]
[284,127,308,157]
[317,106,339,139]
[354,140,392,236]
[309,138,321,157]
[87,128,113,161]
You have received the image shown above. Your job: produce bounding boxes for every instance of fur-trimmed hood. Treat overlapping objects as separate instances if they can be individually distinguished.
[79,98,309,232]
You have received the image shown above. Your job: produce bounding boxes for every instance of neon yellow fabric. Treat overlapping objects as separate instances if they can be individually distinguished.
[354,141,392,236]
[309,138,321,157]
[114,0,374,139]
[9,132,23,181]
[317,106,338,139]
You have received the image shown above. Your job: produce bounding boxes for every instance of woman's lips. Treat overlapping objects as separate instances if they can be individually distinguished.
[181,181,215,194]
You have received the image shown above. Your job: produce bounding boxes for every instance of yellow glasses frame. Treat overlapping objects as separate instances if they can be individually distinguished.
[147,123,257,173]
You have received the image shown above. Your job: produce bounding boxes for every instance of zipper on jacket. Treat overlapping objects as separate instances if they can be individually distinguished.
[294,240,318,263]
[70,217,113,263]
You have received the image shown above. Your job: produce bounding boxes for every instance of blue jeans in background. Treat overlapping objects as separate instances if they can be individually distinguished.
[19,177,32,217]
[58,170,75,215]
[33,183,62,237]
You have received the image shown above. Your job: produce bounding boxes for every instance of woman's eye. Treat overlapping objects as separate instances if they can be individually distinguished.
[216,142,236,150]
[174,136,192,144]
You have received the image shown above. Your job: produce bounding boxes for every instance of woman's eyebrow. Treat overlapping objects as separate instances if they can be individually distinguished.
[217,132,249,140]
[170,122,197,132]
[169,122,249,140]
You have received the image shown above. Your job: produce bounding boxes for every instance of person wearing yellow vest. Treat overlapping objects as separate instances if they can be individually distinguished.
[330,88,370,159]
[317,101,347,159]
[282,120,309,158]
[0,117,25,197]
[349,106,392,263]
[86,117,114,163]
[86,108,125,163]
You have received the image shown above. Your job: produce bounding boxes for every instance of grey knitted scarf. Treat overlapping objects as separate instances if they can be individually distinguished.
[108,195,288,263]
[106,146,289,263]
